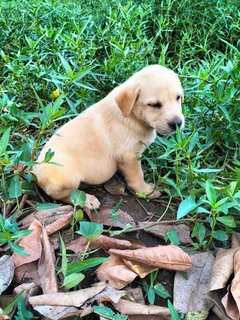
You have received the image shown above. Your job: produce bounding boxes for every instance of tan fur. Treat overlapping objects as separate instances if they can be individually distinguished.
[33,65,184,209]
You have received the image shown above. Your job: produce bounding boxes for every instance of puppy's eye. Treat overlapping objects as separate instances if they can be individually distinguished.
[176,95,181,101]
[148,102,162,108]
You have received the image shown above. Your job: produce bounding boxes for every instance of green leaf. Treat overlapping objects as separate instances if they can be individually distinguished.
[44,148,55,162]
[148,286,155,304]
[3,293,22,315]
[205,180,217,205]
[188,132,198,153]
[93,306,115,319]
[191,222,206,243]
[11,229,32,240]
[70,190,86,208]
[216,216,236,228]
[212,230,229,241]
[9,241,30,256]
[14,296,33,320]
[9,175,22,199]
[59,236,68,276]
[62,273,85,289]
[74,209,84,222]
[155,283,171,299]
[59,54,73,78]
[168,300,180,320]
[67,257,108,275]
[0,128,11,155]
[164,229,180,246]
[35,203,60,210]
[193,168,222,173]
[78,221,103,241]
[177,196,198,220]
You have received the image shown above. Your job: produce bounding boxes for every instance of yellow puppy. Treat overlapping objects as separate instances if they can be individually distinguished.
[33,65,184,209]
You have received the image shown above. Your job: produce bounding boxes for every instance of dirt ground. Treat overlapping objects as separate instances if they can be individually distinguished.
[84,179,219,320]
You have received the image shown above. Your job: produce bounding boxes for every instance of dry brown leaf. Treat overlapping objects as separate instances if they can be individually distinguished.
[209,247,237,291]
[139,222,192,245]
[104,176,125,195]
[19,205,73,229]
[14,261,40,285]
[222,248,240,320]
[86,205,136,228]
[92,284,127,304]
[12,221,42,268]
[33,305,82,320]
[109,245,193,271]
[174,252,214,314]
[129,316,168,320]
[67,235,142,254]
[96,255,137,289]
[123,258,158,278]
[13,282,39,299]
[38,228,58,293]
[112,299,170,319]
[66,236,87,254]
[29,282,106,307]
[45,211,73,235]
[126,287,145,304]
[0,256,14,294]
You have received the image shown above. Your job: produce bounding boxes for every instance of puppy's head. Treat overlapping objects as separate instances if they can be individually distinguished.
[115,65,185,135]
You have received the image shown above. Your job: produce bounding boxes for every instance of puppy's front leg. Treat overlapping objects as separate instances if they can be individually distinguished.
[118,154,160,198]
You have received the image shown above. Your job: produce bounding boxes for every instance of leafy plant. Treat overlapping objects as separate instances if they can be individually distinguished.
[0,214,32,255]
[142,270,171,305]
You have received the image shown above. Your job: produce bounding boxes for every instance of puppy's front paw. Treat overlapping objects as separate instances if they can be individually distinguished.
[85,194,101,210]
[137,183,160,199]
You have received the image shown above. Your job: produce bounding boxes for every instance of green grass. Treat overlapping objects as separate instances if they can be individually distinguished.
[0,0,240,246]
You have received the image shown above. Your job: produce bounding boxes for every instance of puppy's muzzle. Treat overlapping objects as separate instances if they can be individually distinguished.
[168,117,184,131]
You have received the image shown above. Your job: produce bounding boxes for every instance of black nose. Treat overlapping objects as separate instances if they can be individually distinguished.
[168,118,183,130]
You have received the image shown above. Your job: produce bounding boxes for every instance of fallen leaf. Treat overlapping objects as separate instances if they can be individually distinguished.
[104,176,125,195]
[0,256,14,294]
[174,252,214,314]
[80,306,93,317]
[38,228,58,293]
[126,287,145,304]
[12,221,42,268]
[66,237,86,254]
[96,255,137,289]
[139,222,192,245]
[129,316,168,320]
[45,211,73,235]
[19,205,73,230]
[86,205,136,228]
[14,261,40,285]
[222,248,240,320]
[92,284,127,304]
[29,282,107,307]
[13,282,39,299]
[112,299,170,319]
[33,305,81,320]
[109,245,193,271]
[123,258,158,278]
[209,248,237,291]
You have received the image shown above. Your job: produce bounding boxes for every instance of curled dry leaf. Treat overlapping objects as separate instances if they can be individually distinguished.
[209,248,237,291]
[96,255,137,289]
[13,220,42,268]
[29,282,107,307]
[38,228,58,293]
[86,205,136,228]
[112,299,170,319]
[123,258,158,278]
[139,222,192,245]
[33,305,82,320]
[0,256,14,294]
[45,211,73,235]
[126,287,145,304]
[174,252,215,314]
[222,248,240,320]
[67,235,143,254]
[19,205,73,230]
[91,284,127,304]
[14,261,40,285]
[13,282,39,299]
[109,245,193,271]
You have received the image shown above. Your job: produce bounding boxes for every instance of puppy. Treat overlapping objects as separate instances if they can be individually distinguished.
[33,65,184,209]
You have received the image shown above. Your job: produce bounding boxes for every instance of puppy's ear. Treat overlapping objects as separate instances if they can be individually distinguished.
[115,84,140,117]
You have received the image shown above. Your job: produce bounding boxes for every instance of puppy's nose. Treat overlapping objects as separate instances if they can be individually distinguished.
[168,118,183,130]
